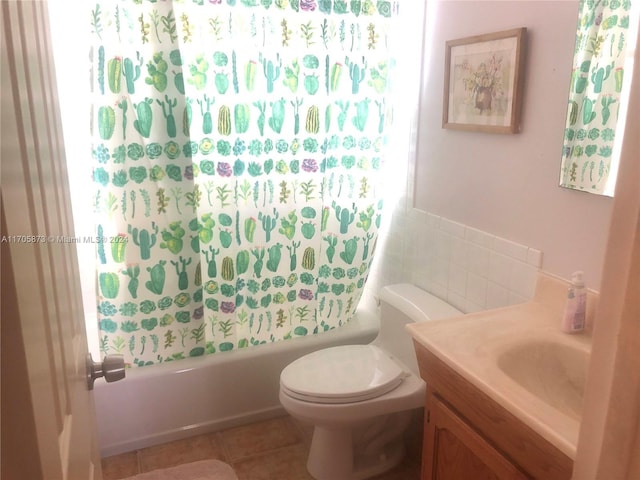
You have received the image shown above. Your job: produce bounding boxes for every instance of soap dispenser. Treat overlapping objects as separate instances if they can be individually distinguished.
[561,271,586,333]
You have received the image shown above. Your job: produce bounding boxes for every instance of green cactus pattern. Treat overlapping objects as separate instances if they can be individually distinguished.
[157,95,178,137]
[171,256,192,290]
[234,104,251,134]
[561,0,632,194]
[145,52,168,92]
[145,260,166,295]
[159,221,185,254]
[260,53,281,94]
[266,243,283,272]
[122,265,140,299]
[97,46,105,94]
[129,222,158,260]
[345,56,367,94]
[236,250,250,275]
[133,98,153,138]
[99,272,120,298]
[111,235,127,263]
[218,105,232,135]
[267,98,285,134]
[283,59,299,93]
[221,256,234,281]
[123,52,143,94]
[98,106,116,140]
[91,0,396,366]
[97,224,106,264]
[107,57,122,94]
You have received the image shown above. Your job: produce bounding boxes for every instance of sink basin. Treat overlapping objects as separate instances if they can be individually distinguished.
[407,285,595,459]
[496,340,589,420]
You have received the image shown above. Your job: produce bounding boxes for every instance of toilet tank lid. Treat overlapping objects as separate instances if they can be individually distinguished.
[379,284,463,322]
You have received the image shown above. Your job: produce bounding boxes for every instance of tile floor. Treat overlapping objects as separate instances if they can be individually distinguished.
[101,414,423,480]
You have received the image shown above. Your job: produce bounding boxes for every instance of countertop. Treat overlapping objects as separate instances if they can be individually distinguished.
[406,281,593,459]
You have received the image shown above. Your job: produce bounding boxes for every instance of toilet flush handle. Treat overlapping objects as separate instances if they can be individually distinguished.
[86,353,125,390]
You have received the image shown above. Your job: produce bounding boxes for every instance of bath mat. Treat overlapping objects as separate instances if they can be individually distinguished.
[122,459,239,480]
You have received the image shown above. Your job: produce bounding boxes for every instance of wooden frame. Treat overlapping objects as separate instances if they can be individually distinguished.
[443,28,526,134]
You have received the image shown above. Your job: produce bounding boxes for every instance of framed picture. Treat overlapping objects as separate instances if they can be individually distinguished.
[443,28,526,134]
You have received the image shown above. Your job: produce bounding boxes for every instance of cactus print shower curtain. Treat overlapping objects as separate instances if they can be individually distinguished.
[91,0,399,366]
[560,0,634,194]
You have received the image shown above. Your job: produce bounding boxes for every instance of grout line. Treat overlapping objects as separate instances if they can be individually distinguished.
[135,449,142,476]
[214,430,233,464]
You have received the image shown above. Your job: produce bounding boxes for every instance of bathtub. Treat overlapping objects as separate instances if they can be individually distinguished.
[94,303,379,457]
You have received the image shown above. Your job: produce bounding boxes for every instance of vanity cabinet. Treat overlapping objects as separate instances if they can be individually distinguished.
[425,394,529,479]
[414,341,573,480]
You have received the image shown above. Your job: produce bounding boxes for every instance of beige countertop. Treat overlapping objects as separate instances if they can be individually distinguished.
[406,273,594,459]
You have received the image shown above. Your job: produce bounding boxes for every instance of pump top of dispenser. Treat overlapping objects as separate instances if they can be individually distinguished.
[571,271,585,287]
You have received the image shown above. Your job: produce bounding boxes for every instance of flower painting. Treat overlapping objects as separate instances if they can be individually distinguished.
[458,53,507,114]
[443,28,526,134]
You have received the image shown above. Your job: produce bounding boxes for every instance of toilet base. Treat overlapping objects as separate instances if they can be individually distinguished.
[306,410,413,480]
[353,440,405,480]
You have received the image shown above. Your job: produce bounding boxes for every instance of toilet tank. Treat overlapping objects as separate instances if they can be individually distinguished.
[374,284,463,375]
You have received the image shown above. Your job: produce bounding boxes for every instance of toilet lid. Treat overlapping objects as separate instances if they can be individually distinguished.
[280,345,405,404]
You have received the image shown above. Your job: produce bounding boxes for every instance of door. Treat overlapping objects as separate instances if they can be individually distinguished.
[1,1,102,479]
[423,395,530,480]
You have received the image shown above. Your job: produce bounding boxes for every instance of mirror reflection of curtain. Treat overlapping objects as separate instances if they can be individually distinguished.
[559,0,636,195]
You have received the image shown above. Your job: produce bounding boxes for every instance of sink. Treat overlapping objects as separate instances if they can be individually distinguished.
[407,280,595,459]
[496,339,589,420]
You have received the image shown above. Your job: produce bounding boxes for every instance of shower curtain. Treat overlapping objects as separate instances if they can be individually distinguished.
[560,0,634,193]
[91,0,399,366]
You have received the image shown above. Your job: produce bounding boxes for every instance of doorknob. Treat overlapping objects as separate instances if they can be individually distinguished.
[86,353,125,390]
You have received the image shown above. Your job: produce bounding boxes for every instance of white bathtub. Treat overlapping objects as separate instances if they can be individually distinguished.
[94,304,379,457]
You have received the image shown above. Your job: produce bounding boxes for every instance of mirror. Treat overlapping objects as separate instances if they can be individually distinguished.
[559,0,639,196]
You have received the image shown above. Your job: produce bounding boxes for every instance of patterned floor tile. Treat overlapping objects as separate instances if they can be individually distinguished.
[218,415,302,462]
[101,451,139,480]
[137,433,226,473]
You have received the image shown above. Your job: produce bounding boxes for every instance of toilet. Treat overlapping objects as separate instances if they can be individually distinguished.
[279,283,463,480]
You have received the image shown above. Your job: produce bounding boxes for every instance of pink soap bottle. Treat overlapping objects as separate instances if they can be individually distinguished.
[561,271,586,333]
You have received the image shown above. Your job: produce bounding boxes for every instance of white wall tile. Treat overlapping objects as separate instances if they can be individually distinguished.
[448,264,467,296]
[433,256,450,287]
[440,217,466,238]
[433,230,452,261]
[411,272,430,293]
[451,236,467,266]
[380,211,542,315]
[527,248,543,268]
[463,299,485,314]
[492,236,529,261]
[428,281,448,301]
[412,247,430,274]
[486,281,509,309]
[422,255,437,284]
[466,272,488,308]
[510,262,538,298]
[446,291,467,312]
[488,252,512,287]
[466,243,490,277]
[465,226,494,248]
[425,212,440,229]
[508,291,529,306]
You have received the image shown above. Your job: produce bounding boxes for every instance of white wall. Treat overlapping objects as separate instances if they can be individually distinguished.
[413,0,613,290]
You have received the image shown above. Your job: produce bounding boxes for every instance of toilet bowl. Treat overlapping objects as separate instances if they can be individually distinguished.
[279,284,463,480]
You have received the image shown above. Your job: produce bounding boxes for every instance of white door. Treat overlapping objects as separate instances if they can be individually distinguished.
[1,1,103,479]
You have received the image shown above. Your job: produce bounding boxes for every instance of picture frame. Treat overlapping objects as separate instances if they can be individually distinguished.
[443,27,526,134]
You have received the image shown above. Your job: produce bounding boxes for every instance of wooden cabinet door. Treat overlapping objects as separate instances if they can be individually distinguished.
[423,395,530,480]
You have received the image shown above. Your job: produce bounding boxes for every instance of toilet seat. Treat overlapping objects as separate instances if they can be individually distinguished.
[280,345,406,404]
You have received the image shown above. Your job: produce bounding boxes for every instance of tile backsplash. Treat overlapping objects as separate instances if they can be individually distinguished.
[366,207,543,314]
